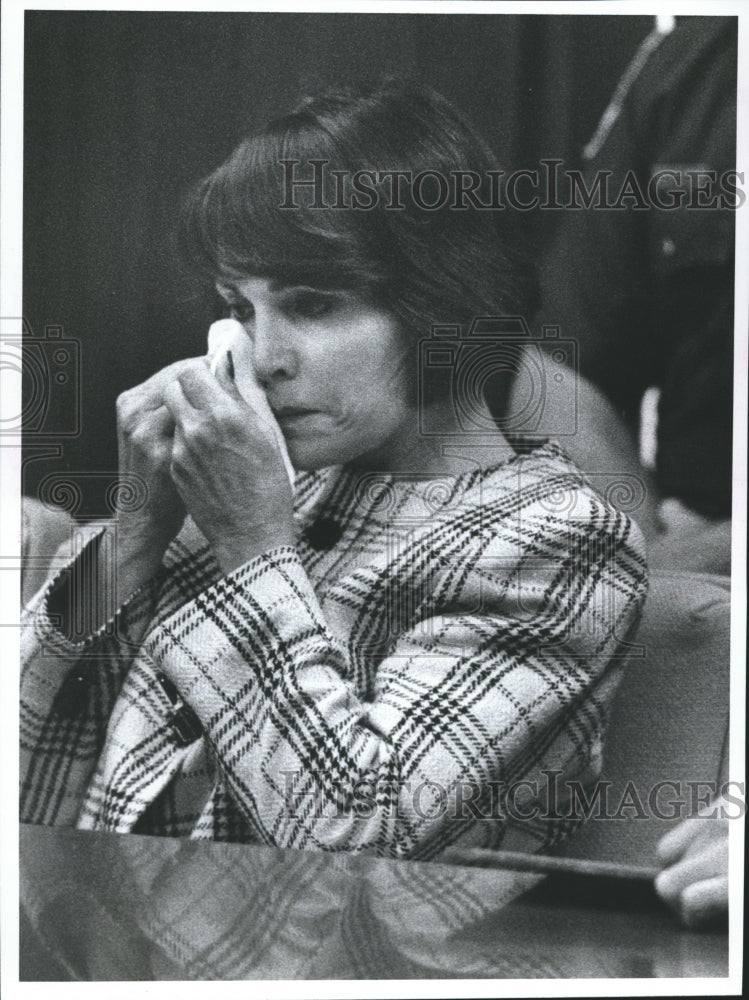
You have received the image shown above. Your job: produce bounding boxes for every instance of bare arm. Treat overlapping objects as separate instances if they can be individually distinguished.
[508,353,660,542]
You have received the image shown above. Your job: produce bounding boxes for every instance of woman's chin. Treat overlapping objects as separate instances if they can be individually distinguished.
[285,439,343,472]
[285,434,375,473]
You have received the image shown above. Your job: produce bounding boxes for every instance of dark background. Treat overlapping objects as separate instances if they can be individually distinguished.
[22,11,652,516]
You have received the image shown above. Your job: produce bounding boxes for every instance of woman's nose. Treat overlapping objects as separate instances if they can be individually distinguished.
[251,315,298,386]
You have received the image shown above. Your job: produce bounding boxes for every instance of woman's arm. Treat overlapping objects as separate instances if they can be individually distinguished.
[19,357,202,825]
[19,541,169,826]
[507,353,661,542]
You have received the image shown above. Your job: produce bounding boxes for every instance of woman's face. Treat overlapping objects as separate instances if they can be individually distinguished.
[216,276,415,471]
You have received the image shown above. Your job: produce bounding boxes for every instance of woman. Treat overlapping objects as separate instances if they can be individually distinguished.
[21,80,647,857]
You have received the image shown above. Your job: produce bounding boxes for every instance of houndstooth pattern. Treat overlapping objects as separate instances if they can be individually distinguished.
[20,442,647,857]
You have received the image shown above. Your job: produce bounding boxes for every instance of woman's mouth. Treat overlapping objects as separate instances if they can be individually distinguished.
[274,406,317,419]
[273,407,322,432]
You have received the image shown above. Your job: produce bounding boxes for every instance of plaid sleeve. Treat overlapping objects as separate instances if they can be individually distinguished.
[144,491,647,858]
[20,528,165,826]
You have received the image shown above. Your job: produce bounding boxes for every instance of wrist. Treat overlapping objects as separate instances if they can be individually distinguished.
[213,526,296,575]
[107,520,176,599]
[114,513,179,556]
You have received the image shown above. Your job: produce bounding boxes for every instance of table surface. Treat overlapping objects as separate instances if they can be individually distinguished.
[19,824,728,981]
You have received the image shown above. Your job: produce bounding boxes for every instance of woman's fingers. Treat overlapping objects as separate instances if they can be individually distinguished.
[131,402,174,440]
[115,382,186,552]
[120,358,203,410]
[117,359,206,445]
[162,368,244,452]
[161,375,191,419]
[173,359,237,411]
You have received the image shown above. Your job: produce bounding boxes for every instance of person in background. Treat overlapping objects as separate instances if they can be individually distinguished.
[655,794,732,929]
[512,15,736,574]
[506,15,737,927]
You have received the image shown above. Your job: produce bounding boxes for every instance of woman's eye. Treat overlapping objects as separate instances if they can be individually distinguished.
[228,301,254,323]
[288,292,335,319]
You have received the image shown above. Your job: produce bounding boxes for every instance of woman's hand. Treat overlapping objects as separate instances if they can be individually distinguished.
[162,356,295,575]
[654,797,730,928]
[113,360,194,595]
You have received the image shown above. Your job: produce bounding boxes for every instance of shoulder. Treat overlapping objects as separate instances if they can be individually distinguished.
[468,440,648,573]
[467,439,598,520]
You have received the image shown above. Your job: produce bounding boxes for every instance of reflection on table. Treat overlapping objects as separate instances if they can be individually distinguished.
[20,824,727,981]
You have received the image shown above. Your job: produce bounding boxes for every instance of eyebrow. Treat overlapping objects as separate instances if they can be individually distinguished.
[216,280,345,297]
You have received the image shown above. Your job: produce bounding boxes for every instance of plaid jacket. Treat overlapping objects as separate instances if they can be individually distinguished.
[21,442,647,858]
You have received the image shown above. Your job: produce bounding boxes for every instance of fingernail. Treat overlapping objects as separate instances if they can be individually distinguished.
[226,350,235,381]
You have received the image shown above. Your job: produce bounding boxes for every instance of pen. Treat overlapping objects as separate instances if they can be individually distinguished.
[442,848,659,882]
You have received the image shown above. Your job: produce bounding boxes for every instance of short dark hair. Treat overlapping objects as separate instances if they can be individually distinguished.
[180,77,534,342]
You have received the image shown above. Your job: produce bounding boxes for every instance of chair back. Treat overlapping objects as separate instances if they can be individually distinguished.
[559,570,731,865]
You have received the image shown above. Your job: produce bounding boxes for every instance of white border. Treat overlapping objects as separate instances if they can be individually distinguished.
[2,2,747,998]
[0,0,25,994]
[728,5,748,991]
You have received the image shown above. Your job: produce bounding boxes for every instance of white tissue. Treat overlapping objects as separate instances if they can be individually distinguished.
[207,318,295,484]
